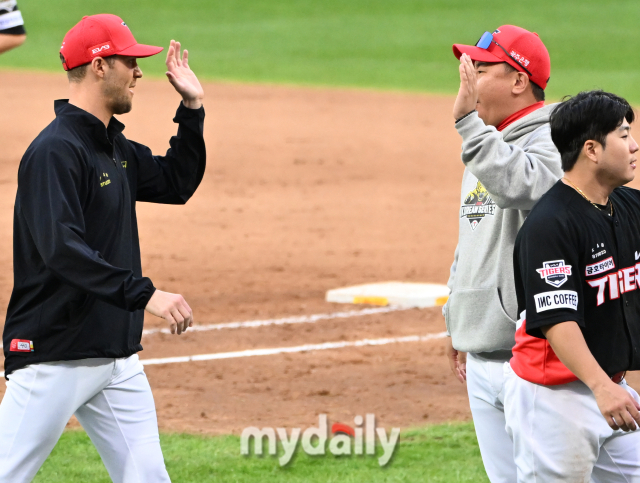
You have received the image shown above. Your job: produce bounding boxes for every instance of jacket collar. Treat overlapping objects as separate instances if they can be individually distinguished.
[496,101,545,132]
[54,99,125,148]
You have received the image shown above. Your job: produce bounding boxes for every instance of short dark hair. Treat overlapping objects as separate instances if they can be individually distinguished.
[550,90,635,172]
[60,53,116,82]
[503,63,545,102]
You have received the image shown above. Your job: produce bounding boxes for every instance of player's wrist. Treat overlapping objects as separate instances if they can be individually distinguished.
[182,98,203,109]
[586,373,616,394]
[455,110,476,124]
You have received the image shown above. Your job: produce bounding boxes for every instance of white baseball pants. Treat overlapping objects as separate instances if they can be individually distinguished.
[504,362,640,483]
[466,352,518,483]
[0,354,171,483]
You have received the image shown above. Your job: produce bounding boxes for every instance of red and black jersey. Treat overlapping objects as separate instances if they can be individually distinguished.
[511,180,640,385]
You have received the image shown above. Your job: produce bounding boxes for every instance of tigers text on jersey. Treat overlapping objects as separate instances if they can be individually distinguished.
[511,181,640,385]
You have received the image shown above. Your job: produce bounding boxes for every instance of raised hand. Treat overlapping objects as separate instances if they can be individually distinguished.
[452,53,479,121]
[165,39,204,109]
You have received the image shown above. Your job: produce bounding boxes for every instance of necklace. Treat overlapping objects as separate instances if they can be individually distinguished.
[563,178,613,216]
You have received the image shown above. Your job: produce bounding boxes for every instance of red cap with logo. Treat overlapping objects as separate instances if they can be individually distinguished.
[60,14,163,71]
[452,25,550,89]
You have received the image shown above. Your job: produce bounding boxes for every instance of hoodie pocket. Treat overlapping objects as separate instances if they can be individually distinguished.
[446,287,516,353]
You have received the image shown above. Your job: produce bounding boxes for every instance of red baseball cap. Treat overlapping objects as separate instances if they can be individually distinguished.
[60,14,163,71]
[452,25,550,89]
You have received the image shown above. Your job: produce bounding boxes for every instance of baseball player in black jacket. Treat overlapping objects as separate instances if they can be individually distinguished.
[0,14,205,482]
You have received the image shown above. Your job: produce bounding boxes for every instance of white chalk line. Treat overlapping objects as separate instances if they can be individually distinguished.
[0,306,421,377]
[141,305,412,336]
[140,332,448,367]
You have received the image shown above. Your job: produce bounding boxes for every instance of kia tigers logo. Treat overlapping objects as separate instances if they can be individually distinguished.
[536,260,572,288]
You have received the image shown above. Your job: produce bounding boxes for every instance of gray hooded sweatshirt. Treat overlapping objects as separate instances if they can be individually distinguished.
[444,105,563,354]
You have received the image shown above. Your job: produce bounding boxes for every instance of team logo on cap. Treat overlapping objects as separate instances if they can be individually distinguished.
[460,181,496,231]
[537,260,572,288]
[89,42,113,56]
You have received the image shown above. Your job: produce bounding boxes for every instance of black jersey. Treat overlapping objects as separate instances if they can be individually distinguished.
[511,180,640,384]
[0,1,25,35]
[2,101,206,378]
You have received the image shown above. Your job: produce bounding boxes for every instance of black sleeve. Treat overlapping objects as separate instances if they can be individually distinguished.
[517,215,584,339]
[17,140,155,311]
[132,103,206,204]
[0,2,25,35]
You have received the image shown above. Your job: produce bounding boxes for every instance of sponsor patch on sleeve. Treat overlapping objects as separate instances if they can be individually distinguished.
[585,256,615,277]
[534,290,578,313]
[9,339,34,352]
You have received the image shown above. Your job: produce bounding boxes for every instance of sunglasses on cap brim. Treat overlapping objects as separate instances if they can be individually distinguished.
[475,31,533,78]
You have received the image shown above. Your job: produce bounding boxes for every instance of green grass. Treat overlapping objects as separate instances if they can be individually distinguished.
[33,422,487,482]
[2,0,640,102]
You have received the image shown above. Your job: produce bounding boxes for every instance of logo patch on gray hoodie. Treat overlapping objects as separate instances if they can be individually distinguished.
[460,181,497,230]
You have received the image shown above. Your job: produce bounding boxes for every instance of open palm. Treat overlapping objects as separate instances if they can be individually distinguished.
[165,40,204,109]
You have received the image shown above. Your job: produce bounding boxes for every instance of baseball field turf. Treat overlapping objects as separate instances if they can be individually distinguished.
[1,0,640,102]
[33,424,488,483]
[3,0,640,481]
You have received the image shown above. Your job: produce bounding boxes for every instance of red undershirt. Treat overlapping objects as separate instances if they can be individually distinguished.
[496,101,545,132]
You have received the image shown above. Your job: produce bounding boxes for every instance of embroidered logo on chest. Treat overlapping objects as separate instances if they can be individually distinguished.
[99,172,111,188]
[591,242,607,259]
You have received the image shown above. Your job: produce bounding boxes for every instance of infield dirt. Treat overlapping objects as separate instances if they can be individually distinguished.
[1,71,638,434]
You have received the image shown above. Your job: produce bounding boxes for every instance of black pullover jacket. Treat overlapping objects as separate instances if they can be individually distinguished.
[3,100,206,377]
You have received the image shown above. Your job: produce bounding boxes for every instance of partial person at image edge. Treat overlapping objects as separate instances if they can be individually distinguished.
[506,89,640,481]
[0,0,26,54]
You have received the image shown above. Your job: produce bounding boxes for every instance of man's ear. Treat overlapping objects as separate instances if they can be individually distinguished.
[512,71,529,96]
[583,140,601,163]
[88,57,108,79]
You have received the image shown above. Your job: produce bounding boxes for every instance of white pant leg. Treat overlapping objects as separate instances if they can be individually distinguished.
[75,354,170,483]
[0,359,115,483]
[504,363,640,483]
[466,353,517,483]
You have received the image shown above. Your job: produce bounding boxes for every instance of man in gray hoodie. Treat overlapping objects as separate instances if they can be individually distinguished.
[443,25,563,482]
